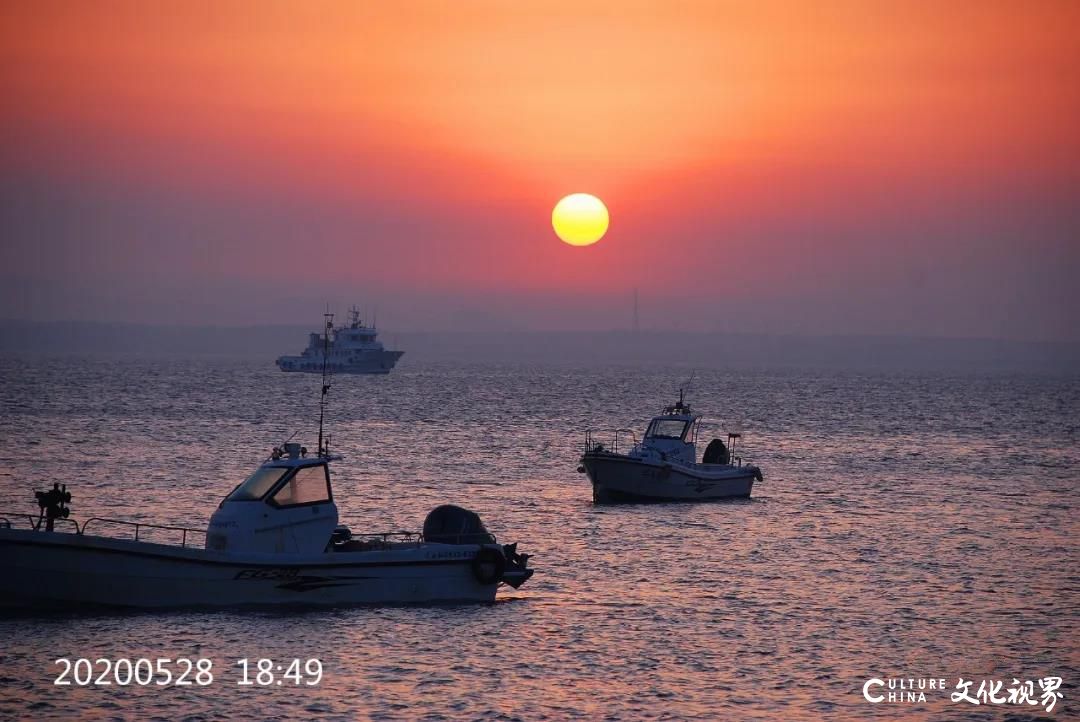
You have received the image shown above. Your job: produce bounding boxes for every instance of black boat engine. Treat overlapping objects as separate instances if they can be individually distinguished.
[702,438,730,465]
[422,505,533,588]
[422,505,493,544]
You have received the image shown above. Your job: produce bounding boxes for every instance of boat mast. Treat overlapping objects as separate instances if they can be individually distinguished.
[632,288,639,334]
[680,371,695,404]
[317,312,333,456]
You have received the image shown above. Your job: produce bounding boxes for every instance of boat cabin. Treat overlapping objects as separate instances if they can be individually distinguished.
[638,396,698,465]
[206,443,339,555]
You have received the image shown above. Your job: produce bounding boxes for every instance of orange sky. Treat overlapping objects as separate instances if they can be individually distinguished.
[1,1,1078,337]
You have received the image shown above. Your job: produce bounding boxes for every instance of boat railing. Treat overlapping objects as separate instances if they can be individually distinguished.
[0,512,81,533]
[0,513,34,530]
[5,514,498,548]
[354,531,423,544]
[80,517,208,548]
[584,428,638,455]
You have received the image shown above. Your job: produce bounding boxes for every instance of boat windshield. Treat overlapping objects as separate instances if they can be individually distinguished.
[227,467,289,501]
[269,464,331,507]
[646,419,691,440]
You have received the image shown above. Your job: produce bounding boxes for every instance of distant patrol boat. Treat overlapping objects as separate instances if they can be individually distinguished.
[277,307,403,374]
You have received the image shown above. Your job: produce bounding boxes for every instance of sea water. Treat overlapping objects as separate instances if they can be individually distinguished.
[0,356,1076,720]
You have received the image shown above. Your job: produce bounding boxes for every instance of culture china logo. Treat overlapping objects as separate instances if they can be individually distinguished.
[862,676,1064,713]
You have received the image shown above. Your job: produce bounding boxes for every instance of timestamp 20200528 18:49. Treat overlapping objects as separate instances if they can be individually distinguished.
[53,657,323,687]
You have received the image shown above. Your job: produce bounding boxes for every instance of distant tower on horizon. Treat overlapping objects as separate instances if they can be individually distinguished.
[632,288,640,333]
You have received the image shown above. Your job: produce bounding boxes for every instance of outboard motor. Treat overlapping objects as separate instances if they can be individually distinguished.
[423,505,534,588]
[422,505,494,544]
[703,438,730,465]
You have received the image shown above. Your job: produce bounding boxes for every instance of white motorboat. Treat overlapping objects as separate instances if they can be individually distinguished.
[277,307,403,374]
[0,445,532,610]
[0,349,531,611]
[578,391,763,503]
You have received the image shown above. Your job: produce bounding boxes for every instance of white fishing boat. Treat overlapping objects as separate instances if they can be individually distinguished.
[578,391,763,503]
[0,450,531,610]
[277,307,403,374]
[0,339,531,611]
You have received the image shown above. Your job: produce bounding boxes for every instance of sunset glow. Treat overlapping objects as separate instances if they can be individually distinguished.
[0,4,1075,718]
[0,1,1076,338]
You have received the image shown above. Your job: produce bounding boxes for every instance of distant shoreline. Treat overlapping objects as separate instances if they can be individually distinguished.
[1,320,1076,373]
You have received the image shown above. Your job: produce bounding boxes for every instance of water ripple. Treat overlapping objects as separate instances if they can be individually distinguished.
[0,357,1076,720]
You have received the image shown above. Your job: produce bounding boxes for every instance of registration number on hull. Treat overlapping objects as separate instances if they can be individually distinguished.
[234,568,300,581]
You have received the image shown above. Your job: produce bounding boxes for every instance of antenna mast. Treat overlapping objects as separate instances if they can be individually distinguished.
[317,312,333,456]
[680,371,696,403]
[633,288,639,333]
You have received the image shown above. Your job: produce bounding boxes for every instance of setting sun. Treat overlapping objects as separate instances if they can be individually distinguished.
[552,193,609,246]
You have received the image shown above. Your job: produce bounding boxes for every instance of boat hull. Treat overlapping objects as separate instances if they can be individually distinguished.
[582,452,757,503]
[276,351,404,375]
[0,528,506,610]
